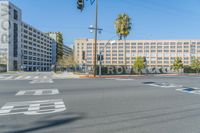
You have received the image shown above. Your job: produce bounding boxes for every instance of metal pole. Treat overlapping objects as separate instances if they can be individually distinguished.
[99,51,102,77]
[93,0,98,77]
[98,39,116,77]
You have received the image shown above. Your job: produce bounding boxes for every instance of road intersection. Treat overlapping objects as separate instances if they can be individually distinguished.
[1,73,200,133]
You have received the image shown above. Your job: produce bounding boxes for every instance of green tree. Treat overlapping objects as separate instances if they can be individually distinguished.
[191,58,200,74]
[115,13,132,66]
[56,32,64,64]
[133,56,146,74]
[62,55,77,68]
[171,57,183,74]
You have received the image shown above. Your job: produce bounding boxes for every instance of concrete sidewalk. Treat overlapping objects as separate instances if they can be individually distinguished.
[80,73,200,79]
[53,72,81,79]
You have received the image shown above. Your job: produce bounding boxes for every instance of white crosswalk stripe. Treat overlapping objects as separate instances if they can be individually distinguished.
[33,76,39,79]
[25,76,31,79]
[30,79,54,84]
[15,76,23,80]
[5,76,14,80]
[0,74,54,81]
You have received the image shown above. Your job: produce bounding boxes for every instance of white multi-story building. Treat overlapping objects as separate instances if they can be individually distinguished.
[74,39,200,69]
[0,0,22,71]
[21,22,53,71]
[0,1,55,71]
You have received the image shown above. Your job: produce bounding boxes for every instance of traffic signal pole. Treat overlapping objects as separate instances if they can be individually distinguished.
[99,51,102,77]
[93,0,98,77]
[77,0,99,77]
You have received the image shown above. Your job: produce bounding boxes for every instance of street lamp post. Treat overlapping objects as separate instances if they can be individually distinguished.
[94,0,98,77]
[77,0,101,77]
[89,24,103,77]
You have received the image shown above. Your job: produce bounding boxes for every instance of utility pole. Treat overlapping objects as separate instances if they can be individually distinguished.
[77,0,100,77]
[98,39,116,77]
[93,0,98,77]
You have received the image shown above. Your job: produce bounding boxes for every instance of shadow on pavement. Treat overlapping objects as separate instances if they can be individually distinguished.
[5,112,85,133]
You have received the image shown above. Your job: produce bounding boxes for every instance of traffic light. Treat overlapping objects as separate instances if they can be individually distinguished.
[97,54,104,61]
[77,0,84,11]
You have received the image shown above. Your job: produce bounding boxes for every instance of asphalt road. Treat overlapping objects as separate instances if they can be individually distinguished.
[1,74,200,133]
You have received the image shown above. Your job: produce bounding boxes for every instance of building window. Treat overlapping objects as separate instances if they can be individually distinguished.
[13,23,18,57]
[14,10,18,20]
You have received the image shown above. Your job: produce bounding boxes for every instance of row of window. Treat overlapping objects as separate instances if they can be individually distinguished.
[85,61,190,64]
[23,44,51,53]
[22,35,52,48]
[83,46,200,50]
[23,56,51,62]
[23,61,51,66]
[22,24,52,40]
[81,42,200,46]
[23,50,51,58]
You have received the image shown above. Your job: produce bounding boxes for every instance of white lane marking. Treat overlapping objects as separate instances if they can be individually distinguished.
[105,78,134,81]
[43,76,47,79]
[28,104,40,111]
[25,76,31,79]
[15,76,23,80]
[5,76,13,80]
[30,79,54,84]
[146,82,182,88]
[16,89,59,96]
[0,99,66,116]
[115,79,134,81]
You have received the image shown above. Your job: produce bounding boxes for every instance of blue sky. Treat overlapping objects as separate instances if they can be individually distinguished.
[9,0,200,46]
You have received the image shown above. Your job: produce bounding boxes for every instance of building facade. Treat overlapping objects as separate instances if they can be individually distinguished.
[46,32,59,66]
[63,45,73,57]
[74,39,200,69]
[46,32,73,66]
[0,1,22,71]
[21,22,53,71]
[0,1,56,71]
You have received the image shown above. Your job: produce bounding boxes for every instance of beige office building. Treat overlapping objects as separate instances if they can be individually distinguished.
[74,38,200,68]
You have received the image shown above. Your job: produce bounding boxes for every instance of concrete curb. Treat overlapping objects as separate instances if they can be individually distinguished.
[80,75,145,79]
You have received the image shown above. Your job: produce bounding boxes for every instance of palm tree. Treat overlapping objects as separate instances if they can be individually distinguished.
[115,13,132,66]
